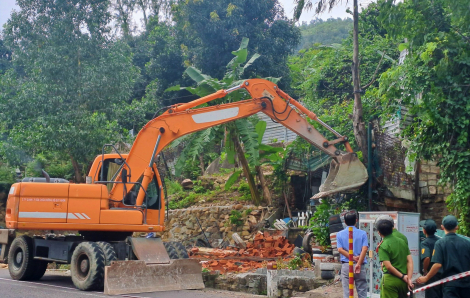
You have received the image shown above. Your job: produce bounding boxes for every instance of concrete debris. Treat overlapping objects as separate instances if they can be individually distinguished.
[232,233,247,249]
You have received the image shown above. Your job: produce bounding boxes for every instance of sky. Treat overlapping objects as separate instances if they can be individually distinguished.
[0,0,365,31]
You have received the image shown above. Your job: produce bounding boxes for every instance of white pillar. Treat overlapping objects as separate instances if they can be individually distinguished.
[267,269,279,298]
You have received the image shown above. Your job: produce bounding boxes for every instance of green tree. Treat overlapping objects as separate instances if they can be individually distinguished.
[168,38,278,205]
[0,36,12,75]
[298,17,353,49]
[294,0,369,162]
[172,0,300,88]
[0,0,139,181]
[376,0,470,234]
[289,2,398,153]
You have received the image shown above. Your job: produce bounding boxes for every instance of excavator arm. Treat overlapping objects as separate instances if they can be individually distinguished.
[109,79,367,206]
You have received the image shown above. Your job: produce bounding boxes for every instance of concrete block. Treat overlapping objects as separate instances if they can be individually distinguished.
[428,174,437,180]
[429,166,440,174]
[314,259,321,278]
[320,262,342,271]
[421,165,430,173]
[421,187,429,196]
[428,180,437,186]
[419,181,428,187]
[429,186,437,195]
[267,270,279,298]
[428,160,438,166]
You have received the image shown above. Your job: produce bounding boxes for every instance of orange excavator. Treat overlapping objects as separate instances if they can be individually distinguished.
[0,79,367,294]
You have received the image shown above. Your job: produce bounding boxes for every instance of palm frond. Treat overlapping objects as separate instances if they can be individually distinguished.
[235,118,259,166]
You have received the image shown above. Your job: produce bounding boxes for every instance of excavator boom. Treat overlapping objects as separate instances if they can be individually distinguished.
[110,79,367,204]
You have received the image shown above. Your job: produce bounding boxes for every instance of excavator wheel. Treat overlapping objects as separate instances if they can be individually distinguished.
[8,236,35,280]
[29,260,48,280]
[170,241,189,259]
[96,242,117,266]
[71,242,105,291]
[163,242,179,259]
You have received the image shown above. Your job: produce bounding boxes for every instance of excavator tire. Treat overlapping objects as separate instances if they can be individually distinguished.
[8,236,35,280]
[71,242,105,291]
[29,260,48,280]
[163,242,179,259]
[96,242,117,266]
[170,241,189,259]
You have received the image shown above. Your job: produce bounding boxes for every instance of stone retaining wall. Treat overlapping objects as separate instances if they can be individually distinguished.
[157,205,274,245]
[419,160,451,225]
[203,270,325,297]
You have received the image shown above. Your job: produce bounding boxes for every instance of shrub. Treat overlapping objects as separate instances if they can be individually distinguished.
[229,210,243,226]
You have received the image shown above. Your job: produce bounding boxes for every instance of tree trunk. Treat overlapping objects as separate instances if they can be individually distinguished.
[138,0,148,27]
[256,165,272,205]
[199,154,205,176]
[352,0,368,163]
[70,155,83,183]
[231,134,261,206]
[116,0,131,39]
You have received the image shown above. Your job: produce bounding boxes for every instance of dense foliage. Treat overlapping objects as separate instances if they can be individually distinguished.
[0,0,300,182]
[0,0,138,181]
[298,18,353,49]
[376,0,470,234]
[289,2,399,154]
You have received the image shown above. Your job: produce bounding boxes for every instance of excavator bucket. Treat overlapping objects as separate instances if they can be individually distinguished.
[312,152,368,199]
[104,238,204,295]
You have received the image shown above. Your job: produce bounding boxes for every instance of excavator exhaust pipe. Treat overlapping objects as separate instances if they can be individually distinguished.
[312,152,368,199]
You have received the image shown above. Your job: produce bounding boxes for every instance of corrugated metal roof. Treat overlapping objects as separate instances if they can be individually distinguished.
[257,112,298,144]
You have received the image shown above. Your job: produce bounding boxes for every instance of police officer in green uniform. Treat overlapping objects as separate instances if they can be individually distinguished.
[417,215,470,298]
[420,219,442,298]
[377,220,414,298]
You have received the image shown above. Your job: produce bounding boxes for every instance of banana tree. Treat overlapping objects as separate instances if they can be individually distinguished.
[166,37,279,205]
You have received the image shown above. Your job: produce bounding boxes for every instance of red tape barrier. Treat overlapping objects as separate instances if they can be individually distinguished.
[408,271,470,296]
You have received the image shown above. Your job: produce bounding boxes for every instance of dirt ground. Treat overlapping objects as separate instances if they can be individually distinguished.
[295,279,359,298]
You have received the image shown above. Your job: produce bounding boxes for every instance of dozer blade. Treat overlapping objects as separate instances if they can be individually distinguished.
[104,259,205,295]
[312,152,368,199]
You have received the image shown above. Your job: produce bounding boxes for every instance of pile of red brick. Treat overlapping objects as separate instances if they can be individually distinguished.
[191,232,296,273]
[242,233,295,257]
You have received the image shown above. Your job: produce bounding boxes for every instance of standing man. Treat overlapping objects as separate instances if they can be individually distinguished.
[417,215,470,298]
[377,219,413,298]
[337,211,368,298]
[420,219,442,298]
